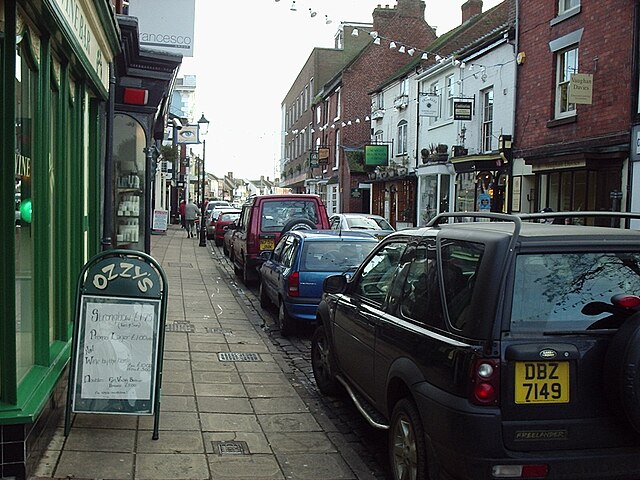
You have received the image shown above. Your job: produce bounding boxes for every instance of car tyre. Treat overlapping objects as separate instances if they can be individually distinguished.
[604,312,640,433]
[278,300,294,336]
[311,325,341,396]
[242,256,254,286]
[259,282,271,309]
[215,238,222,247]
[281,218,315,234]
[389,398,427,480]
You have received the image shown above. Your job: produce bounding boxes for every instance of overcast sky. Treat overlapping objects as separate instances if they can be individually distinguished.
[179,0,501,181]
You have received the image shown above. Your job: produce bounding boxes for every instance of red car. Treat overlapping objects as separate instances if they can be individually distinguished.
[213,209,240,246]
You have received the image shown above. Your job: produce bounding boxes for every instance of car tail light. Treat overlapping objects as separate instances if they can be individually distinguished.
[492,464,549,478]
[611,293,640,309]
[287,271,300,297]
[470,358,500,406]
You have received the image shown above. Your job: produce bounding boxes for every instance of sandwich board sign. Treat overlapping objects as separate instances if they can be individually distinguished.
[65,249,168,440]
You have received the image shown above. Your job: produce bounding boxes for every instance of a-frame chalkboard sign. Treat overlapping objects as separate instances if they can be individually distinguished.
[65,249,168,440]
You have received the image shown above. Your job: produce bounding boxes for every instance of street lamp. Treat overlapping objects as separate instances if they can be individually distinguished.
[198,113,210,247]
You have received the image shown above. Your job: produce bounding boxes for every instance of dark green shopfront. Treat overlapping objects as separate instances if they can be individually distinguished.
[0,1,119,478]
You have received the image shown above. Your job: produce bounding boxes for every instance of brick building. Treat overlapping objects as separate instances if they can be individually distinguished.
[514,0,637,218]
[314,0,436,214]
[280,22,373,194]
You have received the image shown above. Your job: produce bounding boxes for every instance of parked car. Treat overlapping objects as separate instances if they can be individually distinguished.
[206,207,239,240]
[231,194,331,285]
[259,230,378,336]
[329,213,395,240]
[311,211,640,480]
[205,200,231,218]
[213,210,240,246]
[223,221,236,257]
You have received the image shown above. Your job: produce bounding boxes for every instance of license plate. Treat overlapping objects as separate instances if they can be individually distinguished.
[259,238,275,251]
[514,361,569,404]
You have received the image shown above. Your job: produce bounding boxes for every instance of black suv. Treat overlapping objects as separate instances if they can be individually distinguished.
[311,212,640,480]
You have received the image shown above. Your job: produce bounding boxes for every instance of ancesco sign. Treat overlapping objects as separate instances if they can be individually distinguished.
[128,0,195,57]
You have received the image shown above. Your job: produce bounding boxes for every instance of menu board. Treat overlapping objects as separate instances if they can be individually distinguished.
[152,209,169,233]
[71,295,161,414]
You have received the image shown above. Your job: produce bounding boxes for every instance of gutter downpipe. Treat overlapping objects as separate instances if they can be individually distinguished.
[101,63,116,250]
[509,0,520,214]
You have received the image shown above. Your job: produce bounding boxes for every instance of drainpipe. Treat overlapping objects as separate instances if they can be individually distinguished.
[509,0,520,214]
[101,64,116,250]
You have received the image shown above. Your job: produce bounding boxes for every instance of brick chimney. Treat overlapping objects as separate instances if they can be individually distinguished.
[396,0,426,19]
[461,0,483,23]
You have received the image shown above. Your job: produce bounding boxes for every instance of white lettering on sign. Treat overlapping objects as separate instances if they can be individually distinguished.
[15,153,31,177]
[91,262,154,292]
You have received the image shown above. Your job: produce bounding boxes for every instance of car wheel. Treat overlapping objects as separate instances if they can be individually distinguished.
[389,398,427,480]
[223,242,229,256]
[242,256,254,285]
[604,313,640,433]
[281,218,315,234]
[215,238,222,247]
[311,325,341,396]
[233,254,241,276]
[259,282,271,309]
[278,300,294,336]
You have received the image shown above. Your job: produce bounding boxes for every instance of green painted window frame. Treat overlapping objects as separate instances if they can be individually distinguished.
[0,7,103,423]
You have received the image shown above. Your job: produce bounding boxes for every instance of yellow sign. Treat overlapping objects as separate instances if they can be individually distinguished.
[569,73,593,105]
[515,361,569,404]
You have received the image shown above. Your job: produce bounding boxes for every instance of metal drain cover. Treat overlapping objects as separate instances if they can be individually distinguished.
[165,321,194,333]
[167,262,194,268]
[212,440,250,455]
[217,352,261,362]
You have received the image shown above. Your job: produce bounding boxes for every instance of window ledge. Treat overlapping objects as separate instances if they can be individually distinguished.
[550,6,581,26]
[547,114,577,128]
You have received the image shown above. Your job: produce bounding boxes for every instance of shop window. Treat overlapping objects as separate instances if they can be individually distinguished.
[456,172,476,212]
[15,35,38,383]
[49,73,59,345]
[113,114,147,250]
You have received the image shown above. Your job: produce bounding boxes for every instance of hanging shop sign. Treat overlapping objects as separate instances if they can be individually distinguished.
[364,144,389,166]
[174,125,200,144]
[453,101,473,121]
[65,250,168,440]
[568,73,593,105]
[419,93,440,117]
[309,151,319,168]
[318,147,330,165]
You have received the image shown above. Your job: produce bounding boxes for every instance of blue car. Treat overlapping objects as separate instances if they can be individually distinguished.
[258,230,378,336]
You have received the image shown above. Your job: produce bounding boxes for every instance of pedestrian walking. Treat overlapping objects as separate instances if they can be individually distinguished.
[184,199,199,238]
[179,199,186,229]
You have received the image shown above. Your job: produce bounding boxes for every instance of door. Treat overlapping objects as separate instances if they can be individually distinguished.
[333,240,406,398]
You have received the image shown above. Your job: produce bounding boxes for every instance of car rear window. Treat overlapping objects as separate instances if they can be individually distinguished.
[220,213,240,222]
[260,200,320,232]
[510,252,640,333]
[302,240,375,271]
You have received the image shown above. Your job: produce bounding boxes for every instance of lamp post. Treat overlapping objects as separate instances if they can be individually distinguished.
[198,113,210,247]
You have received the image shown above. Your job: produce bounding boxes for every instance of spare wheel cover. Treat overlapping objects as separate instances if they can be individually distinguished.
[604,313,640,433]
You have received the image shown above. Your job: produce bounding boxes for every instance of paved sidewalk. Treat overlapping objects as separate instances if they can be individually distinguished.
[32,224,379,480]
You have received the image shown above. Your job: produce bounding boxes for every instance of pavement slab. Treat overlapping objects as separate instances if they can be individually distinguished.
[30,225,384,480]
